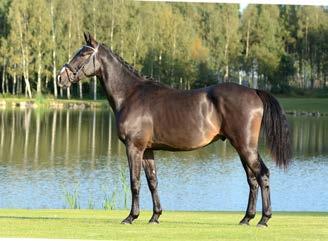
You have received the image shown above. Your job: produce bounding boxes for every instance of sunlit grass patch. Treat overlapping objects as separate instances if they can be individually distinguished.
[0,210,327,241]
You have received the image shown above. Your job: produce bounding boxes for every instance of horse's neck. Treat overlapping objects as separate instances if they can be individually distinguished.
[99,51,140,113]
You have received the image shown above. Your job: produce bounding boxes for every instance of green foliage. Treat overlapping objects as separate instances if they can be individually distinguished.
[0,1,328,98]
[119,166,130,209]
[87,197,95,209]
[34,94,47,106]
[64,188,80,209]
[101,185,116,210]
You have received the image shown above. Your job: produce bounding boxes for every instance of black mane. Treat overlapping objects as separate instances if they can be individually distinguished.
[101,43,159,84]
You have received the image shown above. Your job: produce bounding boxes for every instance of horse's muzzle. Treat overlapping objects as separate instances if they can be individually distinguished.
[57,75,63,87]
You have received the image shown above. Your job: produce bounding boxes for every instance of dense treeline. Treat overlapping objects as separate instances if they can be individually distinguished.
[0,0,327,99]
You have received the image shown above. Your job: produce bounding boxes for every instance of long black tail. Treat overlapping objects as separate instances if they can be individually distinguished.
[256,90,292,169]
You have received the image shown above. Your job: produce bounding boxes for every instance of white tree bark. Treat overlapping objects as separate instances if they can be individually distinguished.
[37,45,42,94]
[51,1,58,98]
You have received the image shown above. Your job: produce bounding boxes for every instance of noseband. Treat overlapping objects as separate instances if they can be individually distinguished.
[62,45,98,82]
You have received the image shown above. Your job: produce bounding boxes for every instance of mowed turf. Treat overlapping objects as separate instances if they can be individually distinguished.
[0,210,327,241]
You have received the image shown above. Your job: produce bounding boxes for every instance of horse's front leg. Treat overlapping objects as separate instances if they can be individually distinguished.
[143,150,162,223]
[121,142,144,224]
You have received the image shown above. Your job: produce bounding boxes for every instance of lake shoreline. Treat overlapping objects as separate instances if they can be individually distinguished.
[0,98,108,110]
[1,97,328,115]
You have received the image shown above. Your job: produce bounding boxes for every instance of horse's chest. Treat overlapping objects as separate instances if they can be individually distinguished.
[117,112,152,144]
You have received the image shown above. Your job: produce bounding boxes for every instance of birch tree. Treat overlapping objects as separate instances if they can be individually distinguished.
[8,0,32,98]
[208,4,240,82]
[30,0,52,95]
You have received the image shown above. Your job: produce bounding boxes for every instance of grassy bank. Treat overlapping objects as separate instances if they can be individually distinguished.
[278,98,328,114]
[0,210,327,241]
[0,96,108,109]
[1,95,328,114]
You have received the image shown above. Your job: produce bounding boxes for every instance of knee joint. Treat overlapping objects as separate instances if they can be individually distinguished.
[248,176,259,189]
[131,180,140,194]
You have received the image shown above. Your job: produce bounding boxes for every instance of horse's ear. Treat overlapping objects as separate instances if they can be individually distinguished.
[84,32,90,44]
[89,34,98,47]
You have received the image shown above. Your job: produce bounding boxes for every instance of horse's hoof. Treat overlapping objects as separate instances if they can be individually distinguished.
[149,220,159,224]
[121,220,132,225]
[239,217,251,226]
[121,218,133,224]
[256,223,268,228]
[239,221,250,226]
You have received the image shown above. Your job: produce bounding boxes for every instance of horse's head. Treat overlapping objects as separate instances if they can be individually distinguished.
[57,33,101,88]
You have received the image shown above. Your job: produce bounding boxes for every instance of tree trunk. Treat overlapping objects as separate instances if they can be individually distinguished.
[224,64,229,82]
[110,0,115,49]
[5,69,8,94]
[51,1,58,98]
[120,38,124,59]
[79,82,83,99]
[252,68,258,89]
[67,88,71,99]
[25,47,32,98]
[17,76,21,95]
[37,46,42,95]
[224,40,229,82]
[92,2,97,100]
[223,18,231,83]
[66,8,72,100]
[133,27,140,66]
[45,75,49,89]
[158,51,162,82]
[20,43,32,98]
[77,17,83,99]
[245,20,250,59]
[1,58,5,94]
[171,24,177,86]
[37,11,42,95]
[53,52,58,98]
[13,71,16,95]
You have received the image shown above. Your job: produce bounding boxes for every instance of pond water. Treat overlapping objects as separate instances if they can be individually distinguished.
[0,109,327,211]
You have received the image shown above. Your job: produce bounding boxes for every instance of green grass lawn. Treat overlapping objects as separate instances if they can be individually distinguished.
[0,210,327,241]
[278,98,328,114]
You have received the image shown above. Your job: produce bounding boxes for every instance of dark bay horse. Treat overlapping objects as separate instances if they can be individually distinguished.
[57,33,292,227]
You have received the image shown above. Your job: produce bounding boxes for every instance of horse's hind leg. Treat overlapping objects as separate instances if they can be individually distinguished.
[143,150,162,223]
[257,154,272,227]
[239,160,259,225]
[238,149,272,227]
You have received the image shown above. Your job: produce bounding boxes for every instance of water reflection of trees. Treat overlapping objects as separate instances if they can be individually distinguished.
[289,116,328,156]
[0,109,123,169]
[0,110,327,170]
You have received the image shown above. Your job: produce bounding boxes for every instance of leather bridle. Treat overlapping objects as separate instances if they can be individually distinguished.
[62,45,98,83]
